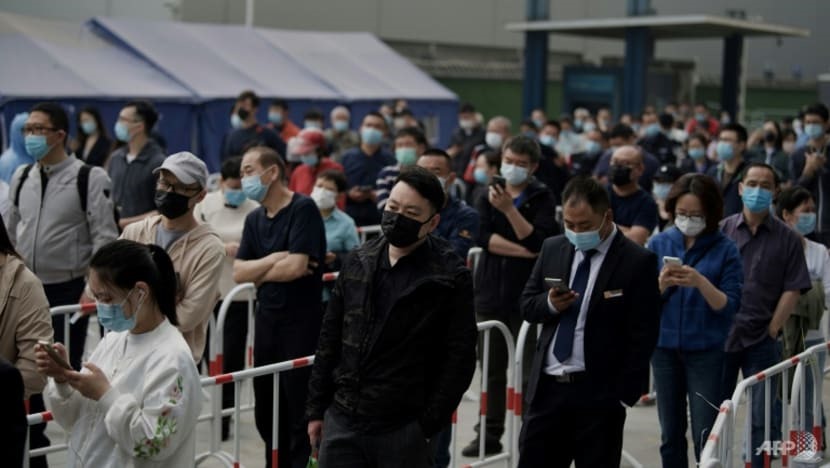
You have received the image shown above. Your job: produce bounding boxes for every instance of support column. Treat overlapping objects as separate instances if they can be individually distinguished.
[720,33,744,122]
[521,0,549,117]
[622,27,651,115]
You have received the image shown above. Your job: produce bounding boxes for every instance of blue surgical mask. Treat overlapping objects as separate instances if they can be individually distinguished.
[242,171,271,202]
[268,112,283,125]
[583,122,597,133]
[695,113,707,122]
[24,135,52,161]
[300,154,319,166]
[532,118,545,129]
[333,120,349,132]
[80,121,97,135]
[539,134,556,147]
[395,147,417,166]
[97,288,145,332]
[688,148,706,160]
[114,121,130,143]
[565,217,607,251]
[304,120,322,130]
[742,186,773,213]
[585,141,601,155]
[230,113,243,129]
[652,183,672,201]
[474,167,489,185]
[805,123,825,140]
[645,123,661,137]
[501,163,529,186]
[361,127,384,145]
[716,141,734,161]
[224,188,247,207]
[795,212,817,235]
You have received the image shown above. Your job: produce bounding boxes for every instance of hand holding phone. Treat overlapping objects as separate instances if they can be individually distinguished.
[490,175,506,190]
[37,340,72,371]
[663,256,682,268]
[544,277,570,295]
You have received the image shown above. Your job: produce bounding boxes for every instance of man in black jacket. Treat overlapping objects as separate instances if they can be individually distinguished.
[306,166,477,467]
[518,177,661,467]
[464,136,560,456]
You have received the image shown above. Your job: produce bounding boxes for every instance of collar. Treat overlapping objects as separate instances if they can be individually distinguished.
[737,211,774,232]
[38,154,75,176]
[594,225,618,256]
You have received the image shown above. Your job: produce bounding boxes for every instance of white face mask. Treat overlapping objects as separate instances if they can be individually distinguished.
[485,131,504,149]
[675,215,706,237]
[311,186,337,210]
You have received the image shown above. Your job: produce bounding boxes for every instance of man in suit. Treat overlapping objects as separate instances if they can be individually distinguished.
[518,176,661,467]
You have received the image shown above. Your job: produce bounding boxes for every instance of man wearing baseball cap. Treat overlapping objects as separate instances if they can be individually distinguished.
[288,128,345,207]
[119,151,225,362]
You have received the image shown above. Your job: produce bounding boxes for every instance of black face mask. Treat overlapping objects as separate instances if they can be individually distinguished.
[154,190,191,219]
[609,164,633,187]
[237,108,250,121]
[381,210,430,248]
[764,131,778,144]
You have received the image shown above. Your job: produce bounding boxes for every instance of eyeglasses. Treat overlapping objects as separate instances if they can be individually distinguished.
[156,179,200,196]
[21,125,58,136]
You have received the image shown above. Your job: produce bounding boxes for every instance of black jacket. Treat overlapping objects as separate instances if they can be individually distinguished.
[306,235,477,436]
[474,179,560,314]
[520,232,661,407]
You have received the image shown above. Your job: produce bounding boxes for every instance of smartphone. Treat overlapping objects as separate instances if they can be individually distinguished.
[544,277,570,294]
[491,175,506,189]
[663,256,683,267]
[37,340,72,371]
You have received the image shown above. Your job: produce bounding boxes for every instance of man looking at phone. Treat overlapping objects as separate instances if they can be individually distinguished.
[342,112,395,226]
[462,136,559,456]
[791,103,830,246]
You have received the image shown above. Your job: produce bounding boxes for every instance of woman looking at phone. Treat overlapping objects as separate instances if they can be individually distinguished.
[646,173,743,467]
[36,239,201,467]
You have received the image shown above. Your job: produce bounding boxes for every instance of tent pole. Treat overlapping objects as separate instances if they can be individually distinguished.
[245,0,254,27]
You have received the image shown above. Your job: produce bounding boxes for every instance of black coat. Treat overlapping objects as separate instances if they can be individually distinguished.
[520,231,661,407]
[306,235,477,436]
[0,359,26,467]
[80,135,113,167]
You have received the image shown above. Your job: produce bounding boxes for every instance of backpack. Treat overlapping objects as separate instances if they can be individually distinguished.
[13,163,120,226]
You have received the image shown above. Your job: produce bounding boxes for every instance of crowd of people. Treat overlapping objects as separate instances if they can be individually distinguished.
[1,90,829,468]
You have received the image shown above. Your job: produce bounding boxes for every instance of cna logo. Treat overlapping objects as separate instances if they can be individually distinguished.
[756,432,818,460]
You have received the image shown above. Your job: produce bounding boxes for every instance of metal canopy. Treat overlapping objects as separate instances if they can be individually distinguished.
[506,14,810,40]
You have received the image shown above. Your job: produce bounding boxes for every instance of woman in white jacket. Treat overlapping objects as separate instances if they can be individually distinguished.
[36,239,202,467]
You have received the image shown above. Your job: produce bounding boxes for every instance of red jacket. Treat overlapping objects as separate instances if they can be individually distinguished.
[288,158,346,209]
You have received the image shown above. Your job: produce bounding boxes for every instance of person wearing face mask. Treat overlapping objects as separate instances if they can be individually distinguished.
[639,113,680,166]
[518,177,661,467]
[222,90,286,163]
[534,120,570,205]
[233,146,326,468]
[721,163,812,468]
[375,127,428,210]
[569,128,608,177]
[193,156,258,440]
[790,103,830,246]
[303,108,325,131]
[107,100,167,230]
[684,103,720,138]
[119,151,225,364]
[447,103,486,177]
[593,124,660,192]
[324,105,360,163]
[782,127,798,156]
[288,128,345,205]
[747,120,791,185]
[313,170,358,274]
[463,136,559,456]
[37,239,202,467]
[462,116,512,187]
[606,146,658,246]
[646,174,742,467]
[652,164,683,232]
[0,112,31,184]
[555,116,583,157]
[707,123,751,217]
[306,166,477,467]
[341,112,396,226]
[266,99,301,142]
[71,106,112,168]
[469,149,501,206]
[776,186,830,439]
[679,133,714,175]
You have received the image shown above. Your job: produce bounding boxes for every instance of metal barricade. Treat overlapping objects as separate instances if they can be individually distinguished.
[700,341,830,468]
[49,303,97,362]
[357,224,382,244]
[450,319,516,468]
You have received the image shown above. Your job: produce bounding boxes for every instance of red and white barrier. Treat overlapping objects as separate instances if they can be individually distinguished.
[49,303,97,360]
[356,224,382,244]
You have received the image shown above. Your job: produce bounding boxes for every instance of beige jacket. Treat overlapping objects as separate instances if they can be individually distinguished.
[120,215,224,362]
[0,254,53,398]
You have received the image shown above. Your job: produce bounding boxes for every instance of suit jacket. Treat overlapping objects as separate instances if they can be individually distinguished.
[520,230,661,407]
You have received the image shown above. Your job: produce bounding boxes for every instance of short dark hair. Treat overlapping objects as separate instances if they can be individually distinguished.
[664,174,723,235]
[777,186,814,218]
[419,148,452,170]
[90,240,179,326]
[395,127,427,147]
[658,112,674,129]
[395,166,446,214]
[270,99,288,110]
[221,156,242,180]
[543,120,561,132]
[743,162,781,187]
[459,103,476,114]
[248,146,287,181]
[687,132,709,147]
[363,111,388,130]
[124,100,158,136]
[31,102,69,137]
[804,103,830,122]
[304,108,324,121]
[609,123,635,140]
[237,90,260,108]
[478,149,501,169]
[503,135,541,163]
[562,176,610,214]
[317,169,348,193]
[720,122,748,143]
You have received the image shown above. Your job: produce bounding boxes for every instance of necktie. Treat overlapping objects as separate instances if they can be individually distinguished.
[553,249,597,362]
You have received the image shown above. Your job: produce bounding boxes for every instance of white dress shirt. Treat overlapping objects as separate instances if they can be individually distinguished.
[545,227,617,376]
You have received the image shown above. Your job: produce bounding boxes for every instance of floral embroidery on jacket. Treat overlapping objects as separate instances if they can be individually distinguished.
[133,376,183,459]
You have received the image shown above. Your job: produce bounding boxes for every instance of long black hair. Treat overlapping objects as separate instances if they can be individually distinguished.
[89,240,178,325]
[0,213,20,258]
[75,106,108,149]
